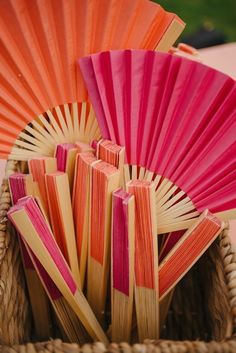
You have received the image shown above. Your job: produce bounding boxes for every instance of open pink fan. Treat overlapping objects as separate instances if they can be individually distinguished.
[80,49,236,233]
[0,0,184,161]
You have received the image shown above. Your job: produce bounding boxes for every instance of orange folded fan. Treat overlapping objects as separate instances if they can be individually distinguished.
[0,0,184,161]
[79,49,236,234]
[72,151,98,289]
[45,172,81,287]
[87,161,120,323]
[127,180,159,341]
[28,156,57,216]
[159,210,224,300]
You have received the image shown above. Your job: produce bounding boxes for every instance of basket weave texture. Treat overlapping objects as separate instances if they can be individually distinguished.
[0,160,236,352]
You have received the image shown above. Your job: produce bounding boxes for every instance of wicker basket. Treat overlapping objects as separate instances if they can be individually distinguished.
[1,160,236,353]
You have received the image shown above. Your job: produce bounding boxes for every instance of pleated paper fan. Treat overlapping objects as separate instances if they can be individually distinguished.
[79,49,236,234]
[0,0,184,161]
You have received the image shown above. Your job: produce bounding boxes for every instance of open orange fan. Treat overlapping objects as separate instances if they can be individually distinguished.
[0,0,185,161]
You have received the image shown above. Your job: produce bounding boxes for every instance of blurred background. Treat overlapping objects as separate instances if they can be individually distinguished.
[156,0,236,48]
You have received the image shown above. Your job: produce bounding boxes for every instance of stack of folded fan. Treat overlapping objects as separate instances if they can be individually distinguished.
[0,0,236,344]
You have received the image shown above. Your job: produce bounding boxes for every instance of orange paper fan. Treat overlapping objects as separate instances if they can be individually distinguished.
[0,0,185,160]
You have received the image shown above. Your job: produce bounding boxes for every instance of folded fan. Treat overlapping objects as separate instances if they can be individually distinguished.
[25,246,90,343]
[127,180,159,341]
[0,0,184,161]
[111,189,135,342]
[8,196,108,344]
[45,172,81,287]
[80,49,236,233]
[72,151,98,289]
[159,210,224,300]
[9,173,52,340]
[87,161,120,322]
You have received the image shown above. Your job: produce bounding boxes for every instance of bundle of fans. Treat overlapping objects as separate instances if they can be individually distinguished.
[1,0,236,345]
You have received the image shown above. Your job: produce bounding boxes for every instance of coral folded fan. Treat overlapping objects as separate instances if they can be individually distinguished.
[0,0,184,160]
[80,49,236,233]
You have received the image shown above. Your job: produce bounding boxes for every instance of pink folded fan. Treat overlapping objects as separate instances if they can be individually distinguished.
[79,49,236,233]
[0,0,184,161]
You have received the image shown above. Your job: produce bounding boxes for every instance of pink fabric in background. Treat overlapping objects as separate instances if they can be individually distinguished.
[199,43,236,80]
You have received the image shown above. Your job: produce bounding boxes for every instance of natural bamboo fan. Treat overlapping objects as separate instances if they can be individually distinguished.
[0,0,184,161]
[79,49,236,234]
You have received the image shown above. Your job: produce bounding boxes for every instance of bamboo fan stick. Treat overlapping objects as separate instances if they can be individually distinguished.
[138,167,145,180]
[64,105,74,140]
[156,184,179,208]
[72,152,99,289]
[111,189,135,342]
[72,102,79,140]
[79,103,87,139]
[157,208,236,234]
[157,219,197,234]
[71,102,101,143]
[156,191,190,214]
[39,113,65,143]
[144,170,155,182]
[23,124,55,147]
[155,179,173,201]
[8,174,52,340]
[87,161,120,323]
[127,180,159,341]
[159,210,224,301]
[45,172,81,287]
[131,165,138,180]
[157,197,194,217]
[124,165,131,187]
[160,210,200,223]
[9,103,101,161]
[8,197,108,344]
[16,132,52,155]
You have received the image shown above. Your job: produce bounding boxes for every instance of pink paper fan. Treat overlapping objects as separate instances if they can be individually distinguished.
[80,49,236,233]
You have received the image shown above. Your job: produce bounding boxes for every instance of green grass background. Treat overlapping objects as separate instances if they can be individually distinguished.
[155,0,236,42]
